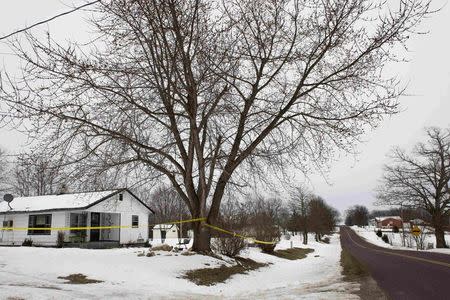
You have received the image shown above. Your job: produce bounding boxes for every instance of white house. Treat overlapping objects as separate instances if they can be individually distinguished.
[0,189,154,247]
[151,224,179,243]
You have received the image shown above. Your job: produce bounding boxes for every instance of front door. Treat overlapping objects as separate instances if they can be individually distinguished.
[161,230,166,243]
[90,212,100,242]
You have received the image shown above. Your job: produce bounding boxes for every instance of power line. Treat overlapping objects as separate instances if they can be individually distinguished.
[0,0,101,42]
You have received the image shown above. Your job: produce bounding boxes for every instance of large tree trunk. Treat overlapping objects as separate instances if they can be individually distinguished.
[432,214,448,248]
[302,230,308,245]
[191,222,212,253]
[434,227,447,248]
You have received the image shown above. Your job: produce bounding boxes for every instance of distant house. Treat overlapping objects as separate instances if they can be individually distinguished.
[0,189,154,247]
[375,216,403,229]
[151,224,179,243]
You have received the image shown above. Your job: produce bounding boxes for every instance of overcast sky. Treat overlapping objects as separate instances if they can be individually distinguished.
[0,1,449,213]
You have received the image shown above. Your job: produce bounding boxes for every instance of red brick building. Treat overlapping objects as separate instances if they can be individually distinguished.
[375,216,403,229]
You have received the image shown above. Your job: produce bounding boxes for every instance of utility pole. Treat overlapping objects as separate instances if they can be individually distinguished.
[401,203,405,247]
[179,199,183,243]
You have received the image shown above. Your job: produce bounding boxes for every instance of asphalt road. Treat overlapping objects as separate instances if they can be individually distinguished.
[340,226,450,300]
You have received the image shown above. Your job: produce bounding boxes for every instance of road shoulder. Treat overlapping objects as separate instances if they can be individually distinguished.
[341,233,390,300]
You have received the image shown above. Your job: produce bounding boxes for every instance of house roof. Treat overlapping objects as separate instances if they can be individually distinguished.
[0,188,154,214]
[375,216,402,222]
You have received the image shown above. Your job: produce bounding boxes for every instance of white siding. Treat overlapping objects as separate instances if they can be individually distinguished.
[0,211,66,246]
[86,191,151,244]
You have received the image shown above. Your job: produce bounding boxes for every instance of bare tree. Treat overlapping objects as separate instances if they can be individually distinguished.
[0,0,431,252]
[376,127,450,248]
[309,196,339,241]
[345,205,369,226]
[12,152,67,196]
[289,186,312,244]
[147,185,188,224]
[0,148,9,193]
[247,196,283,253]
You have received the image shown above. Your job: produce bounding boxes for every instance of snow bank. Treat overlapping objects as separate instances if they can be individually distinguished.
[351,226,450,255]
[0,234,357,299]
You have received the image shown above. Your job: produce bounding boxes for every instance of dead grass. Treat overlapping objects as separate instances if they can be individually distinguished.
[271,247,314,260]
[340,248,369,281]
[57,273,103,284]
[183,257,267,286]
[340,248,389,299]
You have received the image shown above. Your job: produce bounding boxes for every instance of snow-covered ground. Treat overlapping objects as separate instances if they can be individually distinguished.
[0,234,359,299]
[351,226,450,255]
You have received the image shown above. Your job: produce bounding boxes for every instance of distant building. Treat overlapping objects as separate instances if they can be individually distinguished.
[151,224,179,243]
[375,216,403,229]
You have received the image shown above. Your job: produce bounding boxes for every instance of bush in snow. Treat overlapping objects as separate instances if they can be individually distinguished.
[212,236,247,257]
[381,234,389,244]
[57,231,65,248]
[254,222,280,254]
[258,241,278,253]
[376,229,382,237]
[211,199,251,256]
[22,238,33,247]
[152,244,173,251]
[250,200,281,253]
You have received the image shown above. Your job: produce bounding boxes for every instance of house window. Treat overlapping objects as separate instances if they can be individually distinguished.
[132,215,139,228]
[2,220,12,228]
[119,193,123,201]
[28,214,52,235]
[69,212,88,241]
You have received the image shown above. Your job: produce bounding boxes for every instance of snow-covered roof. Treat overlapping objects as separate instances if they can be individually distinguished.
[0,190,122,213]
[375,216,402,221]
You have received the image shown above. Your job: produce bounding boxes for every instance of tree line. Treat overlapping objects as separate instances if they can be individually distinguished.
[285,187,340,244]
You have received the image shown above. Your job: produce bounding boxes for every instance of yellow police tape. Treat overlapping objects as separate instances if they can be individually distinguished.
[203,223,276,245]
[0,216,276,245]
[0,217,207,232]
